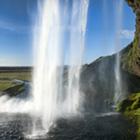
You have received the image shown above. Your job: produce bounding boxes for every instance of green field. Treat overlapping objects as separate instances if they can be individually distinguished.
[0,70,32,91]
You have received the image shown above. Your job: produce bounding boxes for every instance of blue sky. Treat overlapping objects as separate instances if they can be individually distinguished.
[0,0,135,66]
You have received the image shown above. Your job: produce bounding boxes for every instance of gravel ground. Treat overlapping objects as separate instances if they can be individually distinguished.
[0,113,136,140]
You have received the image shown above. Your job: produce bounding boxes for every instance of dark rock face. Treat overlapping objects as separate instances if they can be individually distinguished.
[81,55,116,112]
[80,44,140,113]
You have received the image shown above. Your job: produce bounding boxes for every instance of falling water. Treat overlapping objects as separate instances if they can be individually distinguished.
[114,0,124,104]
[31,0,89,136]
[32,0,62,134]
[66,0,89,114]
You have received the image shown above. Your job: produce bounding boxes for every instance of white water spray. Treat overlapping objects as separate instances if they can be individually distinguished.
[114,0,124,104]
[32,0,89,135]
[32,0,62,130]
[66,0,89,114]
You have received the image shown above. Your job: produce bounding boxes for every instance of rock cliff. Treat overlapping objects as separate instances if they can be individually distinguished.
[115,1,140,139]
[80,0,140,113]
[122,0,140,76]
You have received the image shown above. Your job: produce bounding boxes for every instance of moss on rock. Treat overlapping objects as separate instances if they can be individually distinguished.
[2,83,25,97]
[117,92,140,140]
[117,93,140,111]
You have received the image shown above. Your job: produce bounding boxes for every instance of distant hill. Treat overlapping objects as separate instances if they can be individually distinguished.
[0,67,32,72]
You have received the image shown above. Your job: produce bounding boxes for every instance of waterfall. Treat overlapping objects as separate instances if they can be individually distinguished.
[32,0,62,131]
[31,0,89,136]
[114,0,124,104]
[66,0,89,114]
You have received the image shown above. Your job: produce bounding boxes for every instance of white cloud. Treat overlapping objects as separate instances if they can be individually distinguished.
[0,56,31,66]
[0,20,31,34]
[0,58,18,66]
[120,29,135,40]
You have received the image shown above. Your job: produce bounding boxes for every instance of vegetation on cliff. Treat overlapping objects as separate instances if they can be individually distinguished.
[116,1,140,139]
[117,93,140,139]
[122,0,140,76]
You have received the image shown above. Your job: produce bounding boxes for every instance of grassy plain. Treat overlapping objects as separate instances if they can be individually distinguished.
[0,67,32,91]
